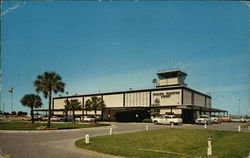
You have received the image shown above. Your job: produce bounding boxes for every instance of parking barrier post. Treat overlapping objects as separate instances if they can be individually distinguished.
[146,125,149,131]
[110,127,112,135]
[204,124,207,130]
[85,134,89,144]
[171,122,174,128]
[238,126,241,132]
[207,137,212,157]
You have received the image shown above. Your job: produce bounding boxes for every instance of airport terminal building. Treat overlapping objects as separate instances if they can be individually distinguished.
[52,70,227,123]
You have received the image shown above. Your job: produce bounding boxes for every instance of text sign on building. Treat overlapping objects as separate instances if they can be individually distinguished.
[153,91,180,98]
[152,90,181,106]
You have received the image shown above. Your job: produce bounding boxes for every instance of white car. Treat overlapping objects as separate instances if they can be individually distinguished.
[78,116,95,122]
[210,117,222,124]
[152,115,182,125]
[51,116,61,122]
[231,117,247,123]
[195,115,212,125]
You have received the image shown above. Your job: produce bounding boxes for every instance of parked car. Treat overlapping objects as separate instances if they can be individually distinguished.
[152,115,182,125]
[51,116,61,122]
[80,116,95,122]
[28,115,43,121]
[195,115,212,125]
[22,116,31,121]
[231,117,247,123]
[211,117,222,124]
[41,116,48,121]
[66,116,74,122]
[222,117,231,122]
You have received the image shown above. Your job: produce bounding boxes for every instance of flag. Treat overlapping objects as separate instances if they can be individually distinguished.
[7,88,13,93]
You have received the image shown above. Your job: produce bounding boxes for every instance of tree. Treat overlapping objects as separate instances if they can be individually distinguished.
[149,103,160,118]
[85,96,106,123]
[149,108,160,118]
[152,78,158,88]
[17,111,27,116]
[64,99,81,123]
[20,94,42,124]
[33,72,65,127]
[11,111,17,115]
[84,99,92,116]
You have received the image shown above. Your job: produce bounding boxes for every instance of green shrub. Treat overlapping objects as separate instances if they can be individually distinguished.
[142,118,152,123]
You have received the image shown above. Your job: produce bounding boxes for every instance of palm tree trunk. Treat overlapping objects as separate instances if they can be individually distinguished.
[73,110,75,123]
[64,110,68,123]
[31,106,34,124]
[47,90,52,128]
[94,109,97,123]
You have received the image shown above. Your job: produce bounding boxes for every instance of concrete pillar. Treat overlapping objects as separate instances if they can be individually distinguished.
[85,134,89,144]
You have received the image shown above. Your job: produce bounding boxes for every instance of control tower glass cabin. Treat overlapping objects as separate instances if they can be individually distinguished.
[156,70,187,87]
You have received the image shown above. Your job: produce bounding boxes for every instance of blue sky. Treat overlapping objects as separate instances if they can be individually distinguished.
[1,1,249,115]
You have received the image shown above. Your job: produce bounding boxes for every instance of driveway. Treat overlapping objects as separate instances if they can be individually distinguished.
[0,122,248,158]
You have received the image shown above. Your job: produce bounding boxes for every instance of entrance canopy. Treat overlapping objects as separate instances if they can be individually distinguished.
[176,105,227,113]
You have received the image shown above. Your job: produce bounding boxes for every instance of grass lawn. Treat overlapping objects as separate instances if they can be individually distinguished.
[0,121,109,130]
[241,123,250,128]
[76,128,250,158]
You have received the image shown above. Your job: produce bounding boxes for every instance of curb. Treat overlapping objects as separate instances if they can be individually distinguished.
[0,124,114,134]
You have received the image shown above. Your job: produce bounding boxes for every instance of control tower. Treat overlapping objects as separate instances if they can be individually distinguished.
[156,70,187,87]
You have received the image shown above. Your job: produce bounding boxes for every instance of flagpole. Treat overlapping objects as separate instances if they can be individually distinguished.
[11,92,13,112]
[8,88,14,112]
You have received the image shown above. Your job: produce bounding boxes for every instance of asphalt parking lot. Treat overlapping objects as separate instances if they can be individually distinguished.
[0,122,249,158]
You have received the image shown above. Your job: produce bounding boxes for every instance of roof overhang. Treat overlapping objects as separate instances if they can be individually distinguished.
[157,70,187,76]
[176,105,227,112]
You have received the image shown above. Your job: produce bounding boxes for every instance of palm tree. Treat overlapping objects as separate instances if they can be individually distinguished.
[33,72,65,127]
[152,78,158,88]
[84,99,91,116]
[65,99,81,123]
[63,99,69,123]
[85,96,106,123]
[149,108,160,117]
[20,94,43,124]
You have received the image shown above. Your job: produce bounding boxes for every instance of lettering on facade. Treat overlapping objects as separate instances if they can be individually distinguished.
[154,98,160,106]
[153,91,180,98]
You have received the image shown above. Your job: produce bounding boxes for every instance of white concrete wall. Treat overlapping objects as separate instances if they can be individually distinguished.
[54,98,67,109]
[83,96,101,107]
[151,89,181,106]
[54,111,64,115]
[54,97,83,109]
[183,89,192,105]
[159,78,178,86]
[194,93,206,106]
[125,92,150,107]
[67,110,83,115]
[103,94,123,108]
[69,97,83,105]
[206,97,212,108]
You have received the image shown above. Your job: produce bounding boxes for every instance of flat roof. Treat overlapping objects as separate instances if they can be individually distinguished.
[34,105,227,113]
[53,85,211,99]
[157,70,187,76]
